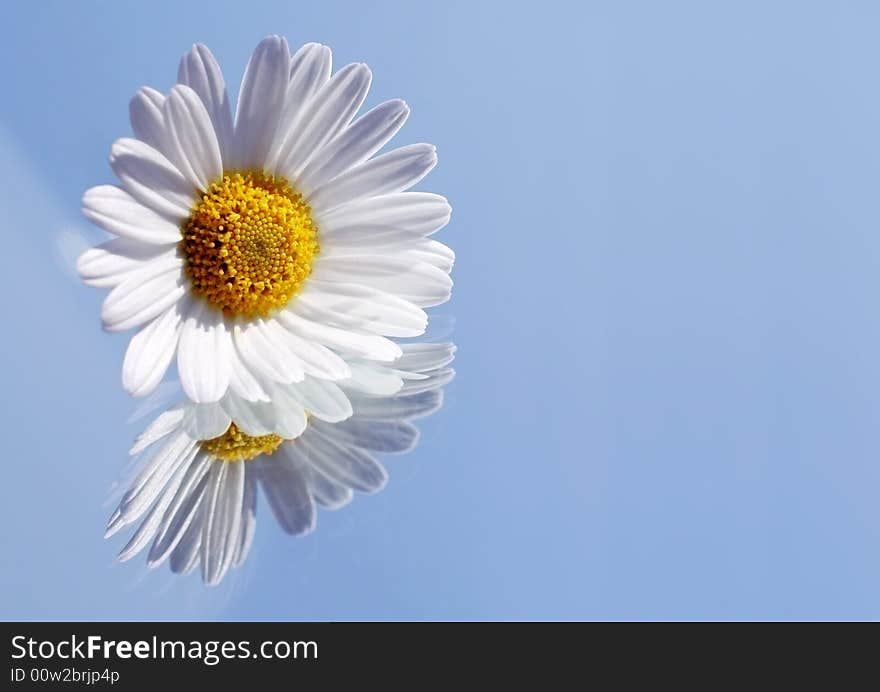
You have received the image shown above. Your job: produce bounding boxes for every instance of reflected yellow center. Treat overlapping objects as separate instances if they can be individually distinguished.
[200,423,284,462]
[181,171,319,317]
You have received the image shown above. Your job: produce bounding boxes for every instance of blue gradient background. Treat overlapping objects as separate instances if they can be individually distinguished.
[3,0,880,620]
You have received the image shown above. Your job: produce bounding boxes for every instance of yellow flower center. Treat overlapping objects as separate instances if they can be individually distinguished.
[200,423,284,462]
[181,171,319,317]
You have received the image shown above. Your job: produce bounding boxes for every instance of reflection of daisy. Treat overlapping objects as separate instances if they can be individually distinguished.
[107,343,455,585]
[78,36,453,405]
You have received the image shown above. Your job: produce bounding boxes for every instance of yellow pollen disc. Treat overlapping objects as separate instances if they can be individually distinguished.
[182,171,319,317]
[200,423,284,462]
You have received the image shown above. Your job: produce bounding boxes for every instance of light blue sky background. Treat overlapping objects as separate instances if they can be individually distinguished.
[3,0,880,620]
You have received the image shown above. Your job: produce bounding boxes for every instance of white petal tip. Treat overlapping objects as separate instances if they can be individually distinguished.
[104,520,124,540]
[116,548,138,563]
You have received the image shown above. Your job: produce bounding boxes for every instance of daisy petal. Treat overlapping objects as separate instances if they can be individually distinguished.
[350,390,444,421]
[322,237,455,274]
[319,192,451,237]
[309,144,437,214]
[233,474,257,567]
[129,87,166,151]
[316,226,427,251]
[400,239,456,273]
[177,302,232,404]
[296,99,409,195]
[201,460,244,586]
[163,84,223,191]
[147,452,212,568]
[220,394,276,436]
[296,280,428,337]
[277,310,401,362]
[77,238,174,288]
[313,255,452,308]
[82,186,183,244]
[266,43,332,170]
[306,466,353,510]
[400,368,455,395]
[233,35,290,170]
[289,41,332,81]
[130,404,185,456]
[265,318,350,380]
[264,385,309,439]
[117,458,191,563]
[101,255,185,332]
[109,138,196,221]
[397,342,457,373]
[299,429,388,494]
[342,361,403,396]
[233,320,305,386]
[256,447,316,535]
[178,43,234,165]
[312,418,419,454]
[115,432,196,526]
[181,402,232,440]
[226,340,271,403]
[276,63,372,180]
[169,510,203,575]
[122,299,185,397]
[283,378,352,423]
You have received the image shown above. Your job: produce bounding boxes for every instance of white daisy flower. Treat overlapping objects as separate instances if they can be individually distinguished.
[106,343,455,586]
[78,36,453,405]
